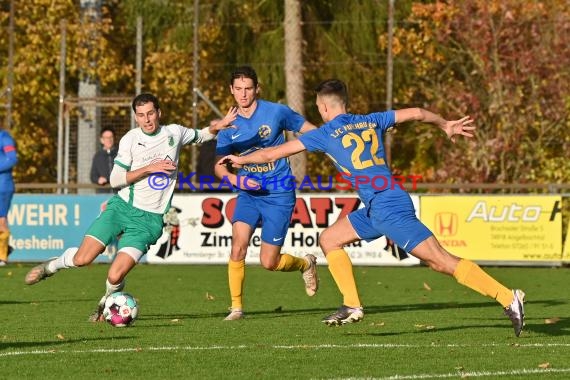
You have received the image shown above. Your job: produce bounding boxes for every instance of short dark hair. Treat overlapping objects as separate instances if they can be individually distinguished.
[315,79,348,106]
[132,93,160,112]
[230,66,258,88]
[100,127,115,137]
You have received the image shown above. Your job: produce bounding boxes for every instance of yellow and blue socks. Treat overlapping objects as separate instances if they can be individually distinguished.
[0,231,10,262]
[326,249,361,308]
[274,253,308,272]
[228,259,245,310]
[453,258,513,308]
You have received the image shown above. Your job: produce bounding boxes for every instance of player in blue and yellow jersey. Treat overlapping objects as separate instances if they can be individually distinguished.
[214,66,319,321]
[25,93,236,321]
[220,79,525,337]
[0,128,17,265]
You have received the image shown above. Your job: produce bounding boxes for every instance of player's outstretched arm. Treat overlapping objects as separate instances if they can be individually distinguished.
[214,154,260,190]
[214,154,235,183]
[190,107,239,145]
[219,139,306,167]
[440,116,476,143]
[208,107,238,134]
[110,159,176,188]
[298,121,317,134]
[394,107,476,143]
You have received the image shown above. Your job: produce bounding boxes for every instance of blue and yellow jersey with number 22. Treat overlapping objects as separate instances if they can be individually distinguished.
[299,111,396,203]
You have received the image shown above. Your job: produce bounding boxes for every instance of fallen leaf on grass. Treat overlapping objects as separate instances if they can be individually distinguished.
[171,319,180,323]
[56,334,65,340]
[414,324,435,330]
[423,282,432,291]
[538,362,550,369]
[544,317,560,324]
[205,292,215,300]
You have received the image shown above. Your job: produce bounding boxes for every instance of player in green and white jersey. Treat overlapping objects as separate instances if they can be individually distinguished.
[25,93,237,321]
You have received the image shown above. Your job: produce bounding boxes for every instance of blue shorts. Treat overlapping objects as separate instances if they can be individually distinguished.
[348,188,432,252]
[232,191,295,246]
[0,192,14,217]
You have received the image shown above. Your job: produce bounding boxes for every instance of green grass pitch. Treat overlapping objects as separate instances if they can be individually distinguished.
[1,264,569,379]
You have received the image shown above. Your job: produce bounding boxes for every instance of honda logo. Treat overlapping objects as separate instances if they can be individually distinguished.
[434,212,458,236]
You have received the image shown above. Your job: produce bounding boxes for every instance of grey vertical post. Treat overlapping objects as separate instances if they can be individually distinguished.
[57,20,67,193]
[284,0,306,179]
[385,0,395,167]
[133,16,143,130]
[77,0,101,193]
[4,0,14,131]
[191,0,200,181]
[64,111,70,194]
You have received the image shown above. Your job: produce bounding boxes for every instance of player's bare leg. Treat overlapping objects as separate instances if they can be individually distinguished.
[25,236,105,285]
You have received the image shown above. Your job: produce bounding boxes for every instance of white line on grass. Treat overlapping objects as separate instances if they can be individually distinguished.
[353,367,570,379]
[1,342,570,357]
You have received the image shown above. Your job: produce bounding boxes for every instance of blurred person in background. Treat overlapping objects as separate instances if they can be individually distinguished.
[0,127,17,266]
[90,127,118,194]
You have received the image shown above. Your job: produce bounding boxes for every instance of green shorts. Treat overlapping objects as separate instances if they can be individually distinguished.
[85,196,164,255]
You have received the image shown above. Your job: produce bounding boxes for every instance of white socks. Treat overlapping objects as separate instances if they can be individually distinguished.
[96,280,125,307]
[47,247,78,273]
[105,279,125,297]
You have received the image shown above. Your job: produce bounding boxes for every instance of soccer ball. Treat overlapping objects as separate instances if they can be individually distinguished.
[103,292,139,327]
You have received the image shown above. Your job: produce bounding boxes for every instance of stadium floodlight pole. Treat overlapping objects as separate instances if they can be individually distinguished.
[385,0,395,167]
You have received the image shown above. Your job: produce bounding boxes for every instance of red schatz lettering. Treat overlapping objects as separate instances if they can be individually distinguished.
[201,197,237,228]
[335,197,361,219]
[201,198,224,228]
[290,198,312,227]
[310,198,333,227]
[225,198,237,222]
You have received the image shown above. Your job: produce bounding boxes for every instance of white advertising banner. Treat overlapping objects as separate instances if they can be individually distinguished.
[146,193,421,266]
